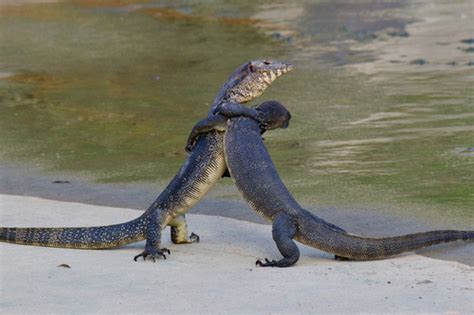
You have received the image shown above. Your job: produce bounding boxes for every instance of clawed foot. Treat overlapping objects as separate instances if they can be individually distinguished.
[185,131,200,153]
[133,248,171,262]
[189,232,200,243]
[335,255,351,261]
[255,258,276,267]
[185,140,196,153]
[256,110,269,129]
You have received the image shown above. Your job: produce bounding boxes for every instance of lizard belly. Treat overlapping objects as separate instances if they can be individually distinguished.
[154,131,227,221]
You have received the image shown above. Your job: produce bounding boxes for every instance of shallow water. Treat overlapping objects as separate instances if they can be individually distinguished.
[1,1,473,224]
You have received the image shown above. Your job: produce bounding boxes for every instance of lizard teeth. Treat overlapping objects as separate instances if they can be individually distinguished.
[262,73,271,85]
[269,71,277,81]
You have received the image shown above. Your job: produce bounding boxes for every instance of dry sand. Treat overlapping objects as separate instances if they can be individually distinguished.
[0,194,472,314]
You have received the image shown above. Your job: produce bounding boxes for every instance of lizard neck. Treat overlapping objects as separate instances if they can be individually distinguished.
[208,62,250,115]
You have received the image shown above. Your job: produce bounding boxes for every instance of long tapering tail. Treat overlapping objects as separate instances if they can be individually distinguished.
[0,214,148,249]
[299,212,473,260]
[334,230,473,260]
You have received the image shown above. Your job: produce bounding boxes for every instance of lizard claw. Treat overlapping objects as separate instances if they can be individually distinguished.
[255,258,276,267]
[189,232,200,243]
[335,255,351,261]
[254,110,270,131]
[259,122,269,132]
[133,248,171,262]
[256,111,269,125]
[185,142,194,153]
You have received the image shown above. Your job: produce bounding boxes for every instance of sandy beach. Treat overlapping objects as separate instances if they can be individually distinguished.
[1,194,472,314]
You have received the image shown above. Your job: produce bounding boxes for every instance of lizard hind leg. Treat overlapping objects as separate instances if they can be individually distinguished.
[169,215,200,244]
[256,213,300,267]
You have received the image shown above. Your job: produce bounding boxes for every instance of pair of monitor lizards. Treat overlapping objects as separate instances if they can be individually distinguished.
[1,60,472,267]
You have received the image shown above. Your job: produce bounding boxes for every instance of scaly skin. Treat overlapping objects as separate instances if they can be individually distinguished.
[0,60,293,261]
[222,115,474,267]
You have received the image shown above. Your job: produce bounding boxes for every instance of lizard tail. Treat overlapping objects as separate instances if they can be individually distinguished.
[298,215,473,260]
[332,230,473,260]
[0,214,148,249]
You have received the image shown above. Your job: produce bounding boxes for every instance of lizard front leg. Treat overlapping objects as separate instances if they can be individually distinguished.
[186,101,267,152]
[214,102,263,121]
[185,115,227,152]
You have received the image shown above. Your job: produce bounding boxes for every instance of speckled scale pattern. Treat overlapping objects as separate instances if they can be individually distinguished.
[225,117,301,220]
[224,117,474,266]
[150,131,227,224]
[0,215,147,248]
[295,209,473,260]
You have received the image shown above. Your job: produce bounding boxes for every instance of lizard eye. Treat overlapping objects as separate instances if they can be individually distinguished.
[263,60,271,65]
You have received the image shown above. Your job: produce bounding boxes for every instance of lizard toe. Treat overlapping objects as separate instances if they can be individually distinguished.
[255,258,275,267]
[189,232,200,243]
[133,248,171,262]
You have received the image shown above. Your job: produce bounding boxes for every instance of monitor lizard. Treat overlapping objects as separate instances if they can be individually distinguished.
[0,60,293,262]
[186,103,473,267]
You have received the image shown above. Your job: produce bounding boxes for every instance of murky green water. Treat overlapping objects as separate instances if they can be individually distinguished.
[1,1,473,223]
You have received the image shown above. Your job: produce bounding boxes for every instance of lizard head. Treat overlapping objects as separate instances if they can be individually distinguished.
[255,100,292,132]
[221,59,293,104]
